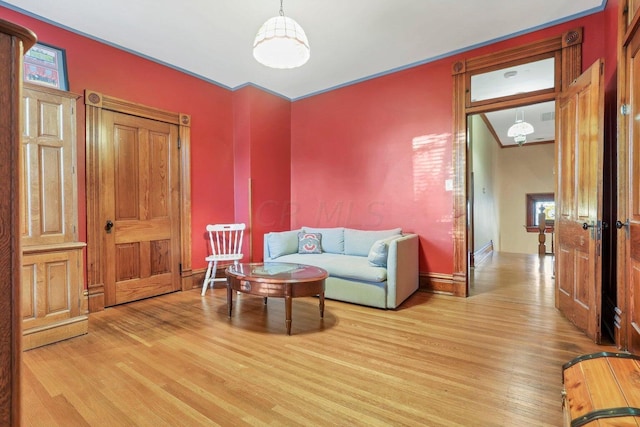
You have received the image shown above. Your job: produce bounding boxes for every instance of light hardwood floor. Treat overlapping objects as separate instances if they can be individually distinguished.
[21,253,611,426]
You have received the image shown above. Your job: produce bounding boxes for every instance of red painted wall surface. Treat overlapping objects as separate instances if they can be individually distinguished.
[233,85,291,262]
[291,62,453,273]
[1,6,237,271]
[291,11,610,275]
[2,5,615,280]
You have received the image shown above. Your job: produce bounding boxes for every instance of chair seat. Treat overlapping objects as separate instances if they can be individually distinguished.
[205,254,243,262]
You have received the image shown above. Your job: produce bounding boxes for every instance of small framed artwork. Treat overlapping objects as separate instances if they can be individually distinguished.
[23,42,69,90]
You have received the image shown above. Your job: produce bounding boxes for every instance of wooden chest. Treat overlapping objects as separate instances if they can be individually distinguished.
[562,352,640,426]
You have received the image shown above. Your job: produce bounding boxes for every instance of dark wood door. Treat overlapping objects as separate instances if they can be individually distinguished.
[624,22,640,352]
[101,111,181,306]
[555,59,605,343]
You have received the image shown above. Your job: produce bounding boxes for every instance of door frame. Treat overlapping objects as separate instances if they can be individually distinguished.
[450,29,584,297]
[84,90,193,312]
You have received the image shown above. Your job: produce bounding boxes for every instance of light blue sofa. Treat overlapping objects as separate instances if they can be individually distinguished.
[263,227,419,309]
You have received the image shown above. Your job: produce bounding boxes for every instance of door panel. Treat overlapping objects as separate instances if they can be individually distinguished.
[21,87,77,246]
[627,26,640,351]
[102,111,181,306]
[555,59,604,343]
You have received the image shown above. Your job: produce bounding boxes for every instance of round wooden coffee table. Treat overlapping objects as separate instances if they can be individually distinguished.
[225,262,328,335]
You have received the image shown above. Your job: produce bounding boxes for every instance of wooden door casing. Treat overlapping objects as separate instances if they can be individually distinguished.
[555,59,605,343]
[85,90,192,312]
[102,111,181,306]
[623,15,640,352]
[450,29,583,297]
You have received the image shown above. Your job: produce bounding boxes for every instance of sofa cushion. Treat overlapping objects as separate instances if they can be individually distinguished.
[298,232,322,254]
[367,235,399,267]
[302,227,344,254]
[266,229,301,258]
[275,253,387,283]
[344,228,402,256]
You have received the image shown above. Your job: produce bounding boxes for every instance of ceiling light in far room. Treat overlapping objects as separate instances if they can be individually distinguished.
[507,109,534,146]
[253,0,310,69]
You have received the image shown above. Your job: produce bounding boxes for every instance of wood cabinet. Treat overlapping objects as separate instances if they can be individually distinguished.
[21,84,87,350]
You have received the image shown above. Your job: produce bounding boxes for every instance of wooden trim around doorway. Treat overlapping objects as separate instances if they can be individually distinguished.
[450,28,583,298]
[84,90,193,311]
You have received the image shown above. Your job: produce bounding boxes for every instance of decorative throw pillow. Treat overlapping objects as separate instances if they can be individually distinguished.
[267,229,301,259]
[298,232,322,254]
[367,236,398,267]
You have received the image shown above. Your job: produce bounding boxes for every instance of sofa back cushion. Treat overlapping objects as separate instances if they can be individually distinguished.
[302,227,344,254]
[266,229,301,258]
[344,228,402,257]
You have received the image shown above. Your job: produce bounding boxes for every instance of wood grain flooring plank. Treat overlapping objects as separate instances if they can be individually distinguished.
[21,253,611,426]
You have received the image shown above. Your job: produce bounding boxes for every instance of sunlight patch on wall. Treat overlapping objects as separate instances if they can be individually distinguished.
[412,133,450,202]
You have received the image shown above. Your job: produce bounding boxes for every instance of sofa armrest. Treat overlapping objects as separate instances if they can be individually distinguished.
[386,233,419,308]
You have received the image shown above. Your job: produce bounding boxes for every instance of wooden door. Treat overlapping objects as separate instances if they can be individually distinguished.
[623,20,640,352]
[555,59,604,343]
[102,111,181,306]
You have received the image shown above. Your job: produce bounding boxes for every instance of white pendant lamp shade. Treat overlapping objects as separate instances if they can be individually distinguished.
[507,109,534,146]
[507,121,535,138]
[253,5,310,69]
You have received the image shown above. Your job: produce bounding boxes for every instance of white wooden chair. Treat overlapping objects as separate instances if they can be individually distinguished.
[201,223,246,296]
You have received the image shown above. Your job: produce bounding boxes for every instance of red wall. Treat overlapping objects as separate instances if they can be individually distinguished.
[291,62,453,272]
[233,85,291,262]
[0,6,289,272]
[2,5,616,279]
[291,11,610,275]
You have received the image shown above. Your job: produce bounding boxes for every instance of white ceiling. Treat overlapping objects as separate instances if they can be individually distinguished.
[484,101,556,147]
[2,0,604,100]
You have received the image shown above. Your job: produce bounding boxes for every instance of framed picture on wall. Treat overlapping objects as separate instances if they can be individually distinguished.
[23,42,69,90]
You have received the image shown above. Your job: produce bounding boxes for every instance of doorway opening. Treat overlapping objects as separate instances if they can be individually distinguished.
[467,101,556,278]
[450,29,582,297]
[454,31,615,344]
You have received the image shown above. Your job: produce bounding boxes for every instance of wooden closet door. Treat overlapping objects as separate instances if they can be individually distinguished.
[101,110,181,306]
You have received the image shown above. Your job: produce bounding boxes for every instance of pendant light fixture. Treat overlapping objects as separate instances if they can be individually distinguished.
[507,109,534,146]
[253,0,310,69]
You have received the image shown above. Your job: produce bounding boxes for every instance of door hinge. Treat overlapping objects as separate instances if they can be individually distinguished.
[177,137,181,149]
[597,220,604,241]
[179,263,182,273]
